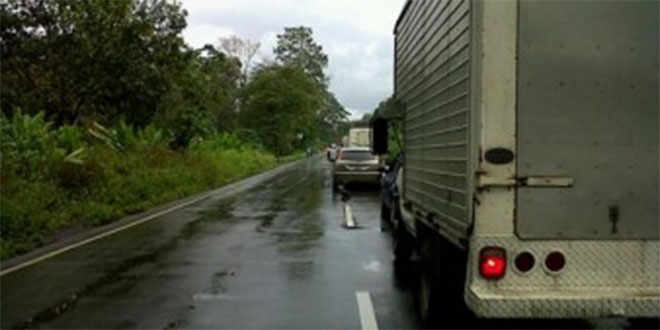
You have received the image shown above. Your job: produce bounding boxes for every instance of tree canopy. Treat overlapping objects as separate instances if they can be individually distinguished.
[218,35,260,86]
[274,26,329,86]
[1,0,189,126]
[241,64,322,156]
[1,3,348,152]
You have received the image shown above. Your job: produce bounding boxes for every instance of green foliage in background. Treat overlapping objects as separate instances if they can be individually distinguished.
[241,64,322,157]
[318,92,350,146]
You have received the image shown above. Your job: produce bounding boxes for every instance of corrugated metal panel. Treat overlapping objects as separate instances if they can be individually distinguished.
[396,0,472,236]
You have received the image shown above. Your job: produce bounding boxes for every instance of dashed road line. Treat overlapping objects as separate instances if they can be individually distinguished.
[356,291,379,330]
[344,204,357,228]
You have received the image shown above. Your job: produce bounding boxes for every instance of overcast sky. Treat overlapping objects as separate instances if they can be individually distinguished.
[180,0,405,119]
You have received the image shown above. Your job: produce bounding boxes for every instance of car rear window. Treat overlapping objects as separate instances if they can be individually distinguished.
[341,150,375,161]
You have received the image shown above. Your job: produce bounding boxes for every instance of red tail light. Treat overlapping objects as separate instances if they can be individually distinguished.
[339,152,344,159]
[479,247,507,280]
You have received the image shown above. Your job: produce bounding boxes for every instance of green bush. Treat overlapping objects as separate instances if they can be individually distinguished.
[0,111,57,179]
[55,125,87,154]
[190,131,265,153]
[0,113,284,261]
[137,124,169,148]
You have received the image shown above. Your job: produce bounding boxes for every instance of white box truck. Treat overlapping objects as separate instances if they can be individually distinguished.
[373,0,659,320]
[348,127,371,148]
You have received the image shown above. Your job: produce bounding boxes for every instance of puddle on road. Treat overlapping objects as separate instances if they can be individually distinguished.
[16,197,241,329]
[362,260,382,273]
[17,160,332,329]
[283,260,315,281]
[254,213,277,232]
[248,164,325,254]
[192,269,237,302]
[179,197,238,239]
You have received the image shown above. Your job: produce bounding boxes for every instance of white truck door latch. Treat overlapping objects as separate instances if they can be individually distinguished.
[478,176,574,188]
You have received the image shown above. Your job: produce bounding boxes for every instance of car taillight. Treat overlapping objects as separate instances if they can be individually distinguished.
[479,247,507,280]
[339,152,344,159]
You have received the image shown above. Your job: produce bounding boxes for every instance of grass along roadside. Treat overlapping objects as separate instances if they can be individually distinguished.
[0,113,302,261]
[1,146,283,261]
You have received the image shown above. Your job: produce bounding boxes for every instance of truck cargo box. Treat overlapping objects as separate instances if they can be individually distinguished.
[393,0,659,318]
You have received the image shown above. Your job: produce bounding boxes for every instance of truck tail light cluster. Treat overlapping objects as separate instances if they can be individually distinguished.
[479,247,507,280]
[479,248,566,279]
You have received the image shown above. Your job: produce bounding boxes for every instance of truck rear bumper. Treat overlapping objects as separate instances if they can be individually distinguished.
[466,287,660,318]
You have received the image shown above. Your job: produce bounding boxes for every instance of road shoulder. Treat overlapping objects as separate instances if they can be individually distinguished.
[1,157,310,274]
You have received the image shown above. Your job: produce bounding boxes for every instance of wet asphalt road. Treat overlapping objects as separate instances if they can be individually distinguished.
[2,157,659,329]
[1,157,421,329]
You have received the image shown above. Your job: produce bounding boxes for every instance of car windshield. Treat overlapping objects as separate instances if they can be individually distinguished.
[342,150,375,161]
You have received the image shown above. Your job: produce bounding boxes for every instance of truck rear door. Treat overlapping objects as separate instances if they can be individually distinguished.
[516,1,659,240]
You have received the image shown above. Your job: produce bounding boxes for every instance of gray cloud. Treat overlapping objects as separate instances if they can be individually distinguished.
[180,0,405,119]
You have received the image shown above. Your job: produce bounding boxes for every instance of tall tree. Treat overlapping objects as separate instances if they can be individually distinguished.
[240,64,322,157]
[218,35,260,86]
[316,92,349,145]
[274,26,328,86]
[157,44,242,148]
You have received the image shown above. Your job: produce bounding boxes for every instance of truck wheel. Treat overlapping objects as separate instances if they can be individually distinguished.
[415,231,441,327]
[418,233,471,327]
[393,218,414,261]
[380,203,391,231]
[389,201,400,231]
[417,266,437,326]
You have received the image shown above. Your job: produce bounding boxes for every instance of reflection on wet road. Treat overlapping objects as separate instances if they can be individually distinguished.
[1,157,420,329]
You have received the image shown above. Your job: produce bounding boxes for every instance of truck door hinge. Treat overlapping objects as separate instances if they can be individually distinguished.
[477,176,574,188]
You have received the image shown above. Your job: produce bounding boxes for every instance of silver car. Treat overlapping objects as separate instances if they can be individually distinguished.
[332,147,380,188]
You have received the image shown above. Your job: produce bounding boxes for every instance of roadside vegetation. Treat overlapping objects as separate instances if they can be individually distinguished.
[0,0,349,260]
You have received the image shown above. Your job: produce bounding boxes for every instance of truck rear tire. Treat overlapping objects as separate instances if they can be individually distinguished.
[416,226,471,327]
[380,202,390,221]
[417,264,437,326]
[393,215,414,261]
[380,202,391,231]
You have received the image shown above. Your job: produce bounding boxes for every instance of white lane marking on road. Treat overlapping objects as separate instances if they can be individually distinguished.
[0,193,213,277]
[356,291,379,330]
[344,204,356,228]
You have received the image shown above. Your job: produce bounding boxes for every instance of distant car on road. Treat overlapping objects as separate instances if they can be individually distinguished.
[332,147,380,189]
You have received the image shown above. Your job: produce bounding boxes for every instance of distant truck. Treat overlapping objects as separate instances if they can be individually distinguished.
[372,0,659,321]
[347,128,371,148]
